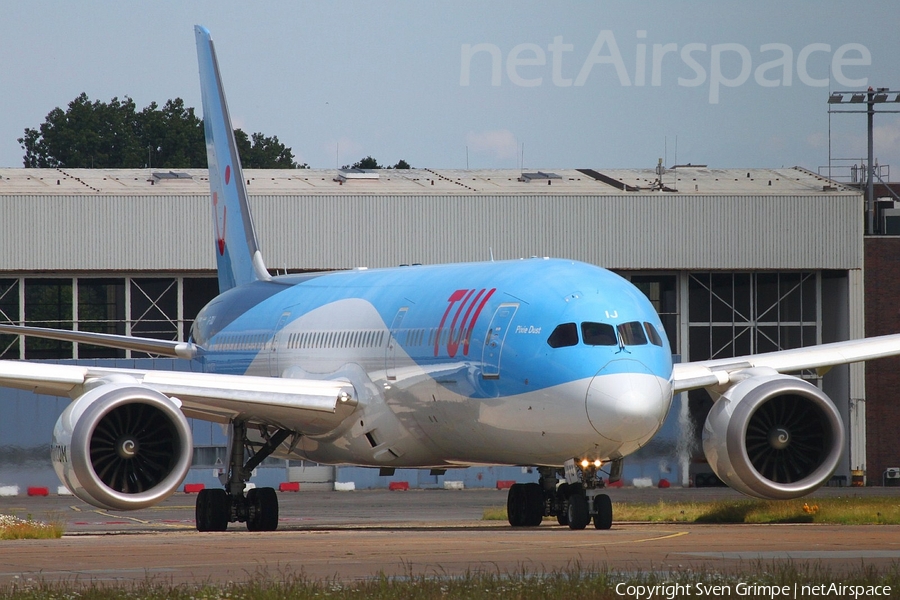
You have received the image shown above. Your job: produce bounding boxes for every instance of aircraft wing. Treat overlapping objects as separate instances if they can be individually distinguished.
[0,323,200,359]
[0,359,356,433]
[672,333,900,393]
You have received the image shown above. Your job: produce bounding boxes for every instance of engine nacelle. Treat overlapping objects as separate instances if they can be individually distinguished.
[52,379,193,510]
[702,370,844,500]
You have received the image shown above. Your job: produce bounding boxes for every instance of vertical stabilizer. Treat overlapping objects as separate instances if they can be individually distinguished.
[195,25,270,292]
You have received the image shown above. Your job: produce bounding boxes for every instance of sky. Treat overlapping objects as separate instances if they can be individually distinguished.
[2,1,899,180]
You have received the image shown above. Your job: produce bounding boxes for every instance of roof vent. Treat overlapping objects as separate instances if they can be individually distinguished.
[151,171,193,181]
[336,168,380,182]
[518,171,562,183]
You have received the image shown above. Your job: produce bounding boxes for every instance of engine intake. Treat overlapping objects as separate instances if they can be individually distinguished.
[702,370,844,500]
[52,380,193,510]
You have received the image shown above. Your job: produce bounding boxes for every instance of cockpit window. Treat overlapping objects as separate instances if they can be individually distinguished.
[581,322,617,346]
[547,322,578,348]
[617,321,648,346]
[643,322,663,347]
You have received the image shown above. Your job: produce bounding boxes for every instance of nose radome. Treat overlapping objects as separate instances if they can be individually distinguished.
[586,360,669,444]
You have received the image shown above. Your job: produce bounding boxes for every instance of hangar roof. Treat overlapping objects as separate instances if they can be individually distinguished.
[0,166,855,196]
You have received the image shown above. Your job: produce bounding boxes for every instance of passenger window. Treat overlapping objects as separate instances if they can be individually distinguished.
[618,321,648,346]
[644,322,663,347]
[581,322,617,346]
[547,323,578,348]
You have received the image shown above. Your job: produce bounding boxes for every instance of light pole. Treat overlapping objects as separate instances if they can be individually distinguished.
[828,88,900,235]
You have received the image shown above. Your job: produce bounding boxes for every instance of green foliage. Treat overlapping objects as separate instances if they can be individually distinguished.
[138,98,206,169]
[485,496,900,524]
[19,93,303,169]
[342,156,412,170]
[482,505,508,520]
[0,563,897,599]
[234,130,305,169]
[0,514,64,540]
[344,155,382,169]
[19,93,146,168]
[612,496,900,524]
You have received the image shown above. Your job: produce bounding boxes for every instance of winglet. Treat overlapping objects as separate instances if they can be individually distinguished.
[195,25,271,292]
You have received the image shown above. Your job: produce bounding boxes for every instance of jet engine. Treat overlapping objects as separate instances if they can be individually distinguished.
[702,370,844,500]
[51,378,193,510]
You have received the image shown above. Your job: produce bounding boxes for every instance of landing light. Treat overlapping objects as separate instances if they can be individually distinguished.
[580,459,590,469]
[593,459,603,468]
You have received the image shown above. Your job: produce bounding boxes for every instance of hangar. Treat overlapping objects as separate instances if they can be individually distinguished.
[0,164,896,490]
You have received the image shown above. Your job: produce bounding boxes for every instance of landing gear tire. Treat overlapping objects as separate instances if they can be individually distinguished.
[507,483,525,526]
[196,488,230,532]
[592,493,613,530]
[246,487,279,531]
[567,491,589,530]
[555,482,570,526]
[523,483,544,526]
[507,482,543,527]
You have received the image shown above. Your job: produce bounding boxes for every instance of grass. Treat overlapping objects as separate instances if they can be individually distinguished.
[483,496,900,524]
[0,514,64,540]
[482,505,508,521]
[0,562,897,599]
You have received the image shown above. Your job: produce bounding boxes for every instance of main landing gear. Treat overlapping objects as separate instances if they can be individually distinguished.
[195,420,292,532]
[506,460,618,530]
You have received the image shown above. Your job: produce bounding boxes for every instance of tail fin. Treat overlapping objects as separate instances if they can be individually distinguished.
[195,25,270,292]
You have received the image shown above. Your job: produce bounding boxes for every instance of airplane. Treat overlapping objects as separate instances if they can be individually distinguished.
[1,25,899,532]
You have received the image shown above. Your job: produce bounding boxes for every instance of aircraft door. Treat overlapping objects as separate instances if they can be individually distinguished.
[481,302,518,379]
[385,307,408,381]
[269,311,291,376]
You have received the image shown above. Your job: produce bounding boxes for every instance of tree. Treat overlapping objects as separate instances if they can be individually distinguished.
[20,93,145,168]
[343,155,382,170]
[138,98,206,168]
[234,130,305,169]
[341,157,412,170]
[19,93,303,169]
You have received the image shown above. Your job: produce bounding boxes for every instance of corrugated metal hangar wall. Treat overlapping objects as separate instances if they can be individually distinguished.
[0,193,862,271]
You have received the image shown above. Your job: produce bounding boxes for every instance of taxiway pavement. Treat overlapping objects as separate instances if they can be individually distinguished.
[0,487,898,584]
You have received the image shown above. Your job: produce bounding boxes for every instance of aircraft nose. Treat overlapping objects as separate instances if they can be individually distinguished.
[585,359,669,444]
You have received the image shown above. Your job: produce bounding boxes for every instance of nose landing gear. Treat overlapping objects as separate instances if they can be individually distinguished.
[506,460,618,530]
[562,459,613,530]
